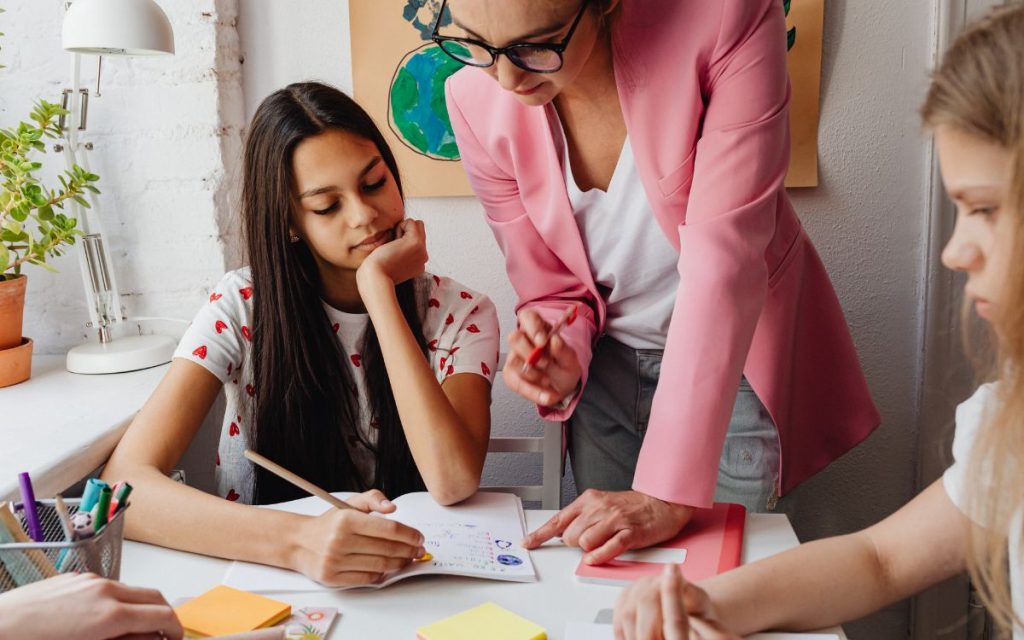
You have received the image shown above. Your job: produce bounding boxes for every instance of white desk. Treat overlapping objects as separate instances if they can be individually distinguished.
[121,512,847,639]
[0,355,167,502]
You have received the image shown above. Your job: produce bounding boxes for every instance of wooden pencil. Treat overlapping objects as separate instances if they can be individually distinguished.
[242,450,355,511]
[0,502,58,579]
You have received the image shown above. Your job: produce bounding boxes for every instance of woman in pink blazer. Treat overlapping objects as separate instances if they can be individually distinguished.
[439,0,880,563]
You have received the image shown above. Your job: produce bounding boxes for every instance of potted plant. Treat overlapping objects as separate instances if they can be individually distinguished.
[0,98,98,387]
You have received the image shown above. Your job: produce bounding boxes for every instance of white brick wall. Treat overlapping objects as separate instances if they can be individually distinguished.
[2,0,241,351]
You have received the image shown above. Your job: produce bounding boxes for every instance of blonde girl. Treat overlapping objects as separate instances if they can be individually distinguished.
[614,3,1024,638]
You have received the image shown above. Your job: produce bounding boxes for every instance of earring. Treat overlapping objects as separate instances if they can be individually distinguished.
[289,234,300,244]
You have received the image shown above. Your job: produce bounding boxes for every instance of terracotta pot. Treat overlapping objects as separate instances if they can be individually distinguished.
[0,275,27,351]
[0,337,32,388]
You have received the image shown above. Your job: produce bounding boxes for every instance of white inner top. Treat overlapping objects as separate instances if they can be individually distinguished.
[562,131,679,350]
[943,383,1023,639]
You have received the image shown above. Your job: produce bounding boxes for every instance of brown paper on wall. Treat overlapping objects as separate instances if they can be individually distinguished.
[351,1,825,196]
[350,0,473,197]
[785,0,825,188]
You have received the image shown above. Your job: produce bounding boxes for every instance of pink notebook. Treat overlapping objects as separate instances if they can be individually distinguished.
[575,503,745,585]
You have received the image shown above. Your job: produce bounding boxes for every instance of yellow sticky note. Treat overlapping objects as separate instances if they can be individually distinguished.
[174,585,291,637]
[416,603,546,640]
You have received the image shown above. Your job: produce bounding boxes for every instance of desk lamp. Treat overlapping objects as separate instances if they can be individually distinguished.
[60,0,177,374]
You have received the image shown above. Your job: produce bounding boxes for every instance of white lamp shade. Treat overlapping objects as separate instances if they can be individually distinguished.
[62,0,174,56]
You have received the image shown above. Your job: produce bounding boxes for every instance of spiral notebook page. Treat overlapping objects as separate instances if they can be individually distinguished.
[222,491,535,592]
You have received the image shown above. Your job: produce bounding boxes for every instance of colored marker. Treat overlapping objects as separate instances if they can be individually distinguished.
[523,304,580,371]
[80,478,109,513]
[93,486,112,533]
[109,481,133,518]
[17,472,43,542]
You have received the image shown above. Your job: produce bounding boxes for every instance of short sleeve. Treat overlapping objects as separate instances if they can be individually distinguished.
[423,274,500,384]
[942,383,999,521]
[173,271,252,384]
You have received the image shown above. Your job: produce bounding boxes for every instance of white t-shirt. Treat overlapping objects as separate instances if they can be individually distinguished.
[563,134,679,350]
[173,268,500,504]
[943,383,1023,638]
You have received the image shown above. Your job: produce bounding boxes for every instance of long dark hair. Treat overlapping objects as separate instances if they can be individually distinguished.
[242,82,427,504]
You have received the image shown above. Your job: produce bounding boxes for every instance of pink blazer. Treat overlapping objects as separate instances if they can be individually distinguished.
[445,0,881,508]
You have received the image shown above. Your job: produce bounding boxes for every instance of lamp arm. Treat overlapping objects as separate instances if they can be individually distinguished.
[63,51,126,341]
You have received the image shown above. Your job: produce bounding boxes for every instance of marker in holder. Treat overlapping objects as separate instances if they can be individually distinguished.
[0,499,127,593]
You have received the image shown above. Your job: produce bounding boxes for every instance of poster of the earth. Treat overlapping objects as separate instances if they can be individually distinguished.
[349,0,823,197]
[351,0,473,197]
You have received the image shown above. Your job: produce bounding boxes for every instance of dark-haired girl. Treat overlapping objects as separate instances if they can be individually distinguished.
[102,82,500,587]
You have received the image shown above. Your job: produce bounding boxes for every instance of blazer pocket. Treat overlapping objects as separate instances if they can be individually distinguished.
[656,149,698,200]
[767,232,805,288]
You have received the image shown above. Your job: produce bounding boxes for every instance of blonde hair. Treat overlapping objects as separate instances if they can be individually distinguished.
[921,2,1024,635]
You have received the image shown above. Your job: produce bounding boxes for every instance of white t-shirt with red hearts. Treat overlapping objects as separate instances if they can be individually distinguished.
[173,267,500,504]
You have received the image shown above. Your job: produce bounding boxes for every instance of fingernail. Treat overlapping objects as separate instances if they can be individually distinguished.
[381,499,393,508]
[539,393,551,405]
[534,333,545,343]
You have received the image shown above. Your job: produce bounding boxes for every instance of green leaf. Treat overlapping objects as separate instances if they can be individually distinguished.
[0,245,8,274]
[30,259,57,273]
[38,204,54,221]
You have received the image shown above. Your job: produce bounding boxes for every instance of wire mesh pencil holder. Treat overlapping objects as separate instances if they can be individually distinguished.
[0,499,127,594]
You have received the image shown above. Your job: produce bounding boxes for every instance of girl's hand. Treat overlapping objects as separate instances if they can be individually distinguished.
[614,565,740,640]
[504,308,582,407]
[291,489,427,587]
[357,218,428,288]
[0,572,184,640]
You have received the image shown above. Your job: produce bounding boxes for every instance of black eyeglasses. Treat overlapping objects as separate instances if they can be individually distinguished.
[431,0,590,74]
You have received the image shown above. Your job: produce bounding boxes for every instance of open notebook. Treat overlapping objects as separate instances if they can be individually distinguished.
[223,491,537,591]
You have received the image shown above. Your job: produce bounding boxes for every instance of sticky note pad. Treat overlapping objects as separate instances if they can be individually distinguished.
[174,585,291,637]
[416,603,546,640]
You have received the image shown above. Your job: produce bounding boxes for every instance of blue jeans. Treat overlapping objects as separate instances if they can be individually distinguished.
[567,337,781,512]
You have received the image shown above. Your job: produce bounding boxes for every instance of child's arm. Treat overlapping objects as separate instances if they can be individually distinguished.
[0,573,184,640]
[101,360,425,586]
[703,479,969,634]
[357,219,491,505]
[615,480,970,636]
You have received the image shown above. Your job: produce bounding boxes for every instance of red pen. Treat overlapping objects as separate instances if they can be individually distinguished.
[524,304,580,370]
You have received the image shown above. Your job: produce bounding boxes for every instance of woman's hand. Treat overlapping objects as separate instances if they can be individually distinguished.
[357,218,428,288]
[522,490,694,566]
[0,572,184,640]
[614,564,740,640]
[504,308,583,407]
[290,489,427,587]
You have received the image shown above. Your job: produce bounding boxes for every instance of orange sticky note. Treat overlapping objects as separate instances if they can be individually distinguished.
[174,585,291,637]
[416,603,546,640]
